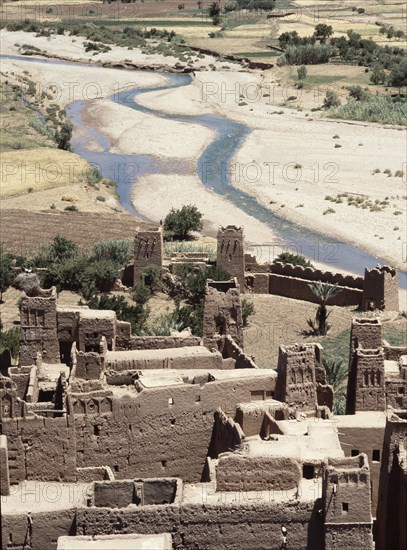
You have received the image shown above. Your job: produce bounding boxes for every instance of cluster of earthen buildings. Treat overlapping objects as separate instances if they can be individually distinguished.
[0,226,405,549]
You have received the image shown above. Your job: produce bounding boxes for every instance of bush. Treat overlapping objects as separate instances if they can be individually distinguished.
[329,95,407,125]
[370,64,386,85]
[64,205,78,211]
[323,90,341,109]
[132,283,151,305]
[0,247,14,301]
[0,325,20,359]
[55,122,72,151]
[297,65,307,80]
[347,85,367,101]
[278,43,334,66]
[274,252,313,268]
[242,298,255,327]
[164,205,203,239]
[87,294,149,334]
[143,265,163,292]
[92,239,132,268]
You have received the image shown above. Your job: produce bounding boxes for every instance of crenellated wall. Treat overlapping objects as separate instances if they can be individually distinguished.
[247,262,399,311]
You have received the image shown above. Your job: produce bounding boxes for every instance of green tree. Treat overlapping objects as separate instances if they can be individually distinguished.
[83,259,118,294]
[0,246,13,302]
[307,282,341,335]
[347,85,367,101]
[323,90,340,109]
[242,298,255,327]
[164,205,203,239]
[132,283,151,305]
[388,59,407,92]
[370,64,386,85]
[274,252,313,268]
[321,357,348,415]
[297,65,307,80]
[87,294,149,335]
[313,23,333,43]
[92,239,132,268]
[0,325,20,360]
[56,121,72,150]
[143,265,163,292]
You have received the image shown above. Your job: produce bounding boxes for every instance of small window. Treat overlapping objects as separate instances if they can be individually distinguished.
[168,397,174,405]
[94,425,101,436]
[161,460,167,468]
[114,464,119,472]
[372,450,380,462]
[302,464,314,480]
[398,387,405,395]
[351,449,359,457]
[170,418,176,426]
[342,502,349,513]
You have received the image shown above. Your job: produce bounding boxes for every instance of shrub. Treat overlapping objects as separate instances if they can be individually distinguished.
[297,65,307,80]
[64,205,78,211]
[87,294,149,334]
[87,165,102,184]
[0,247,14,302]
[323,90,340,108]
[0,326,20,359]
[93,239,132,268]
[132,283,151,305]
[273,252,313,268]
[242,298,255,327]
[96,195,106,202]
[143,264,163,291]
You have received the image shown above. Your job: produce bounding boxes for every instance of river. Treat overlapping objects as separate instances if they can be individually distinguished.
[2,54,406,287]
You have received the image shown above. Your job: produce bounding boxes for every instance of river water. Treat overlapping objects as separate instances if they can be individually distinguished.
[3,54,405,287]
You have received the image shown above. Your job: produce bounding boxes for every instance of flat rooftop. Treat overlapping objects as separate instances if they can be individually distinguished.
[183,477,322,505]
[134,368,277,389]
[57,533,172,550]
[334,411,387,428]
[2,482,92,515]
[243,421,344,462]
[105,346,218,362]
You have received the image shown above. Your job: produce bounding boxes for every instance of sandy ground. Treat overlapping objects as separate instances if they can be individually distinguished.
[1,30,405,276]
[135,70,407,270]
[83,99,215,161]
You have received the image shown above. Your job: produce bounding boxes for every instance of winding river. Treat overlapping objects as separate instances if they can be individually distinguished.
[3,54,406,287]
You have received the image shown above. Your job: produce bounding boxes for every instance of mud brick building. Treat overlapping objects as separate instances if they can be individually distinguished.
[0,253,405,549]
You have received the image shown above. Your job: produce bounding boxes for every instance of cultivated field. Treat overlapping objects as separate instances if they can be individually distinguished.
[0,209,148,256]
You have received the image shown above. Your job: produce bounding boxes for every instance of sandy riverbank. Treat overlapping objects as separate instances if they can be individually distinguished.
[136,70,406,270]
[1,30,405,275]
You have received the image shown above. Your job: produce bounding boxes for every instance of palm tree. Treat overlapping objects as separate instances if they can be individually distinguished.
[307,281,341,335]
[321,357,348,415]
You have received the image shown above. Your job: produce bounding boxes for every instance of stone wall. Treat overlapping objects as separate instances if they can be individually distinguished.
[127,335,202,350]
[247,262,399,311]
[72,374,276,483]
[221,336,257,369]
[203,279,243,349]
[216,453,302,492]
[1,415,77,484]
[76,500,324,550]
